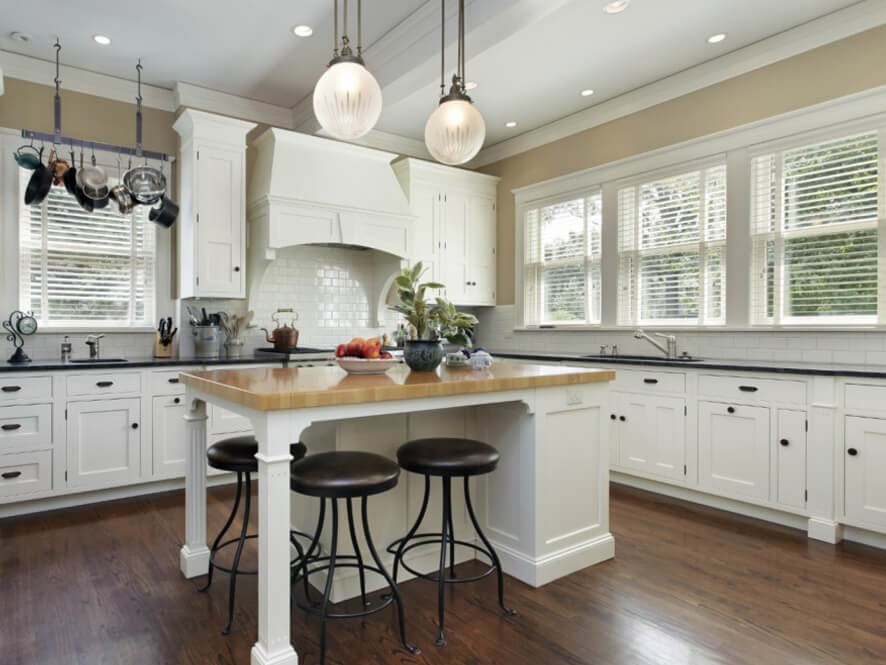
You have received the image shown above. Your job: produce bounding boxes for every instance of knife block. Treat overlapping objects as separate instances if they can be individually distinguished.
[153,332,173,358]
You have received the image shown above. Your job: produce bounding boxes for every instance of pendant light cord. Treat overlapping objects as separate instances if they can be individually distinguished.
[334,0,339,56]
[458,0,465,85]
[358,0,362,56]
[439,0,445,96]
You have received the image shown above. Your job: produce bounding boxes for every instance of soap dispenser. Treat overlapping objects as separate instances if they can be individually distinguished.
[61,336,72,361]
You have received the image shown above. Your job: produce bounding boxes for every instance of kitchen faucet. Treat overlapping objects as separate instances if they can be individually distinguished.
[85,334,104,359]
[633,329,677,359]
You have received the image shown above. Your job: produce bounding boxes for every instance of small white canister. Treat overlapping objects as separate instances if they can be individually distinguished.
[193,324,221,359]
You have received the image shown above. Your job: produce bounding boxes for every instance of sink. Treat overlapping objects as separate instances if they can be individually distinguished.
[68,358,128,364]
[580,354,703,362]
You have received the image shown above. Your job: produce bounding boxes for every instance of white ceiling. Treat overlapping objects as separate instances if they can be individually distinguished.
[0,0,870,148]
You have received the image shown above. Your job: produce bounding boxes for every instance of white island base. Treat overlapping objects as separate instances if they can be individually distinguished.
[179,363,614,665]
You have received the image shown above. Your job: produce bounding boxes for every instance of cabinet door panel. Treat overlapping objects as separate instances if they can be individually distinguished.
[699,401,770,500]
[617,395,649,472]
[153,396,188,478]
[196,144,244,296]
[777,410,806,509]
[649,396,685,480]
[441,190,468,304]
[410,184,441,282]
[67,398,140,489]
[466,195,496,305]
[845,416,886,529]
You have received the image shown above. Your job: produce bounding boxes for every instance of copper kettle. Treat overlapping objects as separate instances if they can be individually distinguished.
[261,308,299,350]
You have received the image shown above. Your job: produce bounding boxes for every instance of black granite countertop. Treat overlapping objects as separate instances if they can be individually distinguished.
[490,350,886,379]
[0,355,285,373]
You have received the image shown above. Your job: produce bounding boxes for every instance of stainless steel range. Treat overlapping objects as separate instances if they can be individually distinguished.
[255,347,336,367]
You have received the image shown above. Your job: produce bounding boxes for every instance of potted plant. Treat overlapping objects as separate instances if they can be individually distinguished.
[390,262,478,371]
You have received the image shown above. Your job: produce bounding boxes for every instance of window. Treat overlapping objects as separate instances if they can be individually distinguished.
[617,161,727,326]
[19,171,155,328]
[750,130,880,325]
[523,192,602,325]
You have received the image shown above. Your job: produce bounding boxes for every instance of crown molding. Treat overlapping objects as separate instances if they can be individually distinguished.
[0,49,175,111]
[173,82,293,128]
[315,126,432,160]
[469,0,886,168]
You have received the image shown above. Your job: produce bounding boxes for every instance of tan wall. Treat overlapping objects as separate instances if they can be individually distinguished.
[479,25,886,305]
[0,77,177,155]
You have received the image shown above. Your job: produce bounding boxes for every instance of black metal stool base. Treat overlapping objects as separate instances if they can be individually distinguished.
[386,474,517,646]
[292,495,420,665]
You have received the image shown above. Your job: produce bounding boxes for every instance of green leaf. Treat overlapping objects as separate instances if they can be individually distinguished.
[421,282,445,290]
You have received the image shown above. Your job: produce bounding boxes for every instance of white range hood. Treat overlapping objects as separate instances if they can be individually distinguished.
[247,126,414,316]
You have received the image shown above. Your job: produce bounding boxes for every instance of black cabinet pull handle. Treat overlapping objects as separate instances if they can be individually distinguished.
[619,415,626,422]
[131,423,139,429]
[727,406,735,414]
[739,385,758,392]
[780,438,789,447]
[174,397,181,404]
[96,381,114,388]
[1,471,21,480]
[1,424,21,431]
[848,448,858,456]
[643,378,659,384]
[168,378,180,384]
[1,386,22,393]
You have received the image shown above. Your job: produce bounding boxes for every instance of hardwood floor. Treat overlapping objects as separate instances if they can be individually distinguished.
[3,483,886,665]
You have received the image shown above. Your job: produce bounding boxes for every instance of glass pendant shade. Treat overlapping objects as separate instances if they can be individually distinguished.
[424,97,486,165]
[313,59,383,140]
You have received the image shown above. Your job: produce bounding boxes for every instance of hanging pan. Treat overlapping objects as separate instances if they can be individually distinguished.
[24,146,53,206]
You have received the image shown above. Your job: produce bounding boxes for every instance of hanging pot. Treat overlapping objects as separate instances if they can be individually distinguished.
[80,149,109,201]
[14,144,43,170]
[49,151,68,186]
[62,146,78,196]
[109,159,134,215]
[24,148,53,206]
[72,151,94,213]
[148,195,179,228]
[124,163,166,205]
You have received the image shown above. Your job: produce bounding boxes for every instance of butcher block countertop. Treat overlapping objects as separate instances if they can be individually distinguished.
[179,361,615,411]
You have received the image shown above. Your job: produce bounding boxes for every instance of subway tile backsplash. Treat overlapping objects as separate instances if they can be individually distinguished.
[472,305,886,366]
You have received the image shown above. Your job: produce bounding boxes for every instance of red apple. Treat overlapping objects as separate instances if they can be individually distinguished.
[380,351,393,359]
[363,344,381,359]
[335,344,347,358]
[347,341,364,357]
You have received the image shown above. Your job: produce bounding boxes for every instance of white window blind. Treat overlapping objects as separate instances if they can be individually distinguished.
[617,161,726,326]
[19,170,156,328]
[523,192,602,326]
[750,130,881,325]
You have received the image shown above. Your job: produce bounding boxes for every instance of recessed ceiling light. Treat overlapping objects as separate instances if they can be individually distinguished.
[9,32,31,43]
[580,88,595,97]
[465,80,478,90]
[93,34,111,46]
[603,0,630,14]
[505,121,517,128]
[293,25,313,37]
[707,33,727,44]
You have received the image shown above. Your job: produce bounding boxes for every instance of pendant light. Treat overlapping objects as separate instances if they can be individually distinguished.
[313,0,383,140]
[424,0,486,165]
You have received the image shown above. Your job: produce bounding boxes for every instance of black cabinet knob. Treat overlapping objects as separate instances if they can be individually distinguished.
[848,448,858,456]
[619,415,626,422]
[131,423,139,429]
[610,414,616,420]
[780,438,789,446]
[234,266,241,272]
[727,406,735,414]
[173,397,181,404]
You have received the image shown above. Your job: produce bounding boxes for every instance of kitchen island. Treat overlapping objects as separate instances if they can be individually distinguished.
[179,361,614,665]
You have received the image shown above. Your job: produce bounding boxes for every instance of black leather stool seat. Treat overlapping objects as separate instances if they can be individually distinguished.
[207,436,307,473]
[397,438,500,477]
[290,451,399,498]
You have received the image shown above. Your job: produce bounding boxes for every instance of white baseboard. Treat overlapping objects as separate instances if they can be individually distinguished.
[807,517,843,544]
[493,532,615,588]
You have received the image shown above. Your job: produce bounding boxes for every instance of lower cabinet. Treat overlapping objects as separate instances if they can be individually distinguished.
[153,395,188,478]
[698,401,770,500]
[66,398,141,490]
[844,416,886,530]
[611,392,685,482]
[776,410,807,509]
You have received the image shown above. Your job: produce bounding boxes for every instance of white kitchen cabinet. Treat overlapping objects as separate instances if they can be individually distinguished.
[776,409,807,509]
[844,416,886,530]
[612,392,685,481]
[698,401,770,500]
[66,398,141,490]
[173,108,256,299]
[152,395,188,478]
[393,158,499,306]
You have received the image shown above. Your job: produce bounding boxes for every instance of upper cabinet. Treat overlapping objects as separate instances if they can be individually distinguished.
[173,109,256,299]
[393,158,499,307]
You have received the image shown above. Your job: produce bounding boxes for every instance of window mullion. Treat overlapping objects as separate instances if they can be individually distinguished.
[878,128,886,325]
[773,155,785,325]
[40,200,49,323]
[698,169,708,325]
[632,185,641,325]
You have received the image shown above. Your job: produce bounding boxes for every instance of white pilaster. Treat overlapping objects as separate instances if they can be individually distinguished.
[180,396,210,578]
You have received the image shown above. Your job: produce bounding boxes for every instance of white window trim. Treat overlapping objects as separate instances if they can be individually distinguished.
[512,85,886,331]
[0,128,172,333]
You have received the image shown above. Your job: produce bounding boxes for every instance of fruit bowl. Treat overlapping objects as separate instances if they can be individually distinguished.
[336,356,399,375]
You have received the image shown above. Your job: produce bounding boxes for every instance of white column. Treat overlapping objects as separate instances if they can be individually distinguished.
[180,395,210,578]
[251,411,301,665]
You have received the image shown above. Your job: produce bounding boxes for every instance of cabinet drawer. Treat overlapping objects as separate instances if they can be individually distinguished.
[0,450,52,499]
[0,376,52,402]
[0,403,52,452]
[698,374,805,405]
[844,384,886,413]
[67,372,141,397]
[151,370,187,395]
[613,368,685,394]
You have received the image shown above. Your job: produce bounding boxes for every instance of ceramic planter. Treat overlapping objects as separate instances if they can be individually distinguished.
[403,340,444,372]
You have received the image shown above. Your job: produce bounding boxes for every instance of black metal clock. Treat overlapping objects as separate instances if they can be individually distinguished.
[3,311,38,364]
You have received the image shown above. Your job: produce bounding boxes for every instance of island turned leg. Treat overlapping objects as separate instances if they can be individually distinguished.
[180,396,210,578]
[251,411,299,665]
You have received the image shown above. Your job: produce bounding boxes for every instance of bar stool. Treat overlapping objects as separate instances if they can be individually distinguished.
[198,435,308,635]
[290,451,421,665]
[387,437,517,646]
